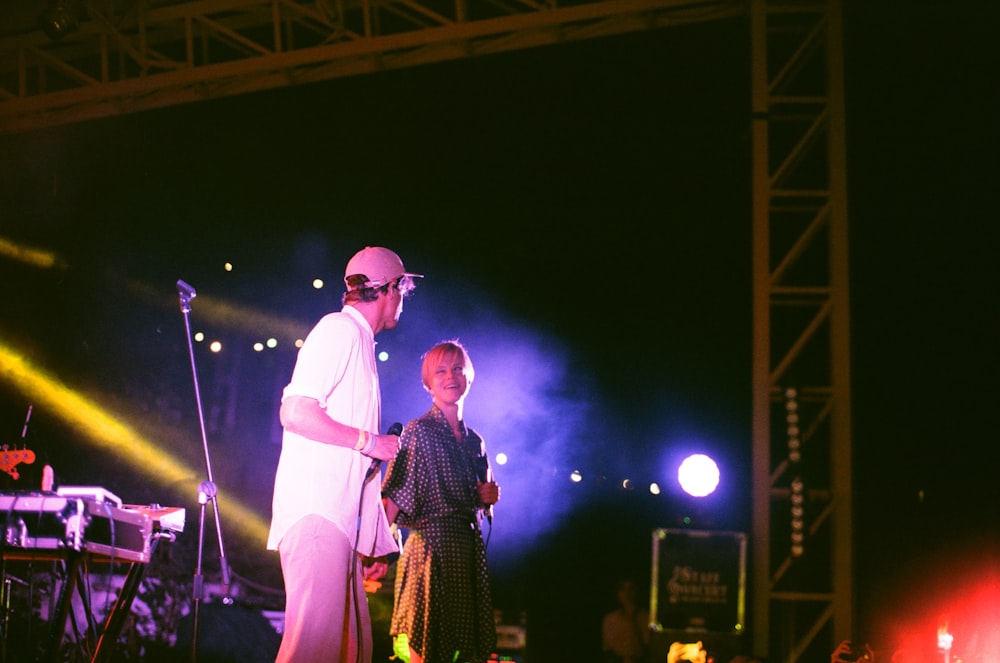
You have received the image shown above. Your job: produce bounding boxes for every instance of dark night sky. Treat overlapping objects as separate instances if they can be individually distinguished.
[1,2,997,660]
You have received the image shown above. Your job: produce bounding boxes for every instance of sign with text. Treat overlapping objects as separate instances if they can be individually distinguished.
[650,528,747,634]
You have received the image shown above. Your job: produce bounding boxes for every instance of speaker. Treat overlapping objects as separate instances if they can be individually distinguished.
[650,528,747,635]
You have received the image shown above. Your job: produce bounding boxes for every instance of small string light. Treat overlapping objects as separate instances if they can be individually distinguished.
[786,387,804,557]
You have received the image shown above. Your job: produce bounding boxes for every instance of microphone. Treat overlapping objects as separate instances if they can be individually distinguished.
[475,454,493,525]
[366,422,403,480]
[176,279,197,299]
[21,404,32,439]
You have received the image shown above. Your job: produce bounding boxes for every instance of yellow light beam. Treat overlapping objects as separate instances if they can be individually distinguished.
[120,275,310,341]
[0,338,270,545]
[0,236,65,270]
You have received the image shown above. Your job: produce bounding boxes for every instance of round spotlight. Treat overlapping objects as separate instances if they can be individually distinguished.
[677,453,720,498]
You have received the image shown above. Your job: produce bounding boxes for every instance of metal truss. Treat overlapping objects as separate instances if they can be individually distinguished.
[749,1,852,661]
[0,0,854,661]
[0,0,745,133]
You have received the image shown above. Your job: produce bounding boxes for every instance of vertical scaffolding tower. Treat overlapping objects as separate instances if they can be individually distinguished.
[749,2,852,662]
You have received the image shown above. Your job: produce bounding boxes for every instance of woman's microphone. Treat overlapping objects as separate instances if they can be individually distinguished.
[475,454,493,525]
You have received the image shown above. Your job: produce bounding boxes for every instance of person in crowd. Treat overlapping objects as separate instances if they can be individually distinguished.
[601,577,650,663]
[831,639,874,663]
[267,246,422,663]
[381,339,501,663]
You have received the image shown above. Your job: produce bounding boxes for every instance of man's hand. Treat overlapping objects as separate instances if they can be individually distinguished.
[832,640,872,663]
[362,556,389,582]
[667,641,706,663]
[368,433,401,461]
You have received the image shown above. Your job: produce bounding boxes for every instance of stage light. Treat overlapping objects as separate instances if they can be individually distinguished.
[38,0,86,40]
[677,453,720,497]
[786,387,805,556]
[790,477,805,557]
[785,387,801,463]
[937,626,953,657]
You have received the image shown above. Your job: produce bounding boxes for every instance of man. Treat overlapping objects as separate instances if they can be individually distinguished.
[268,246,422,663]
[602,578,650,663]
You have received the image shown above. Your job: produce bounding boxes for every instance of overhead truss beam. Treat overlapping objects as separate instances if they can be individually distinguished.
[0,0,745,132]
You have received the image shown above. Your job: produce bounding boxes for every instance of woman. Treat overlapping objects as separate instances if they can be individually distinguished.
[382,340,501,663]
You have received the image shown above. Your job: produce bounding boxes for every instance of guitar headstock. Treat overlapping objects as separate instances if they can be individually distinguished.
[1,445,36,480]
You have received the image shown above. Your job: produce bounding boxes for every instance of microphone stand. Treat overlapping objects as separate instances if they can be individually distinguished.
[177,280,233,663]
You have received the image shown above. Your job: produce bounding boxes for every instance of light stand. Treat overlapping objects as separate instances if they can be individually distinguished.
[176,279,233,663]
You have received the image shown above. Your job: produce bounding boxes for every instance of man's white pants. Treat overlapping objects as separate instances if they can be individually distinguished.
[276,514,372,663]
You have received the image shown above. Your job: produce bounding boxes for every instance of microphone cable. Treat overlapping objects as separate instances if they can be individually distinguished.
[350,422,401,663]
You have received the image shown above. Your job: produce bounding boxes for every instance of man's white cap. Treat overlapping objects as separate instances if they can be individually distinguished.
[344,246,423,289]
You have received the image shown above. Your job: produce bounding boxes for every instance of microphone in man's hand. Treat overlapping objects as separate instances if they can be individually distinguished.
[368,422,403,480]
[474,454,493,525]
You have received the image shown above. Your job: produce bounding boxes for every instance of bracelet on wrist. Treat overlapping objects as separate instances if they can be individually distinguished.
[353,428,367,451]
[362,431,378,456]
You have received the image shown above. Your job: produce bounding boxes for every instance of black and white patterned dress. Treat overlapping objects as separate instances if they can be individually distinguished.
[381,405,496,663]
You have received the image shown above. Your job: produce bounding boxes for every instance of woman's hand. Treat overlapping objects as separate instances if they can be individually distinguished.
[478,480,500,505]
